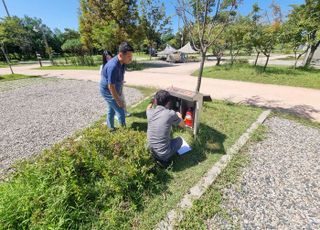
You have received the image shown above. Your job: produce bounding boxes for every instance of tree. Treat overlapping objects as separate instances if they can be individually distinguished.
[281,7,309,69]
[79,0,139,53]
[61,39,83,55]
[246,3,263,66]
[260,22,281,71]
[0,16,28,57]
[139,0,171,58]
[225,15,251,65]
[21,16,61,60]
[177,0,238,92]
[261,1,282,70]
[289,0,320,67]
[211,31,226,66]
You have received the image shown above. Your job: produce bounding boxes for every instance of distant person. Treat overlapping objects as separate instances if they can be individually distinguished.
[102,50,113,66]
[100,42,134,131]
[146,90,185,167]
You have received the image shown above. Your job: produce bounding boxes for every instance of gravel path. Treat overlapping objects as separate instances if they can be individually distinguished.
[0,78,143,175]
[210,117,320,229]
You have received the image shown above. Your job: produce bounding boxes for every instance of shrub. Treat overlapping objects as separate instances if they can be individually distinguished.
[68,55,97,66]
[233,58,249,64]
[0,127,166,229]
[127,60,144,71]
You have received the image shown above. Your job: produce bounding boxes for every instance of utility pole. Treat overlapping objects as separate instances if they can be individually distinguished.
[1,44,14,74]
[2,0,10,17]
[1,0,14,74]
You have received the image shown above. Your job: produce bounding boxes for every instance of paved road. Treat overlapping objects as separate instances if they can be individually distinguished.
[1,55,320,122]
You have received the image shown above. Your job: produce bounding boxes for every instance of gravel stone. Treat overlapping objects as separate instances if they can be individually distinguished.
[0,78,143,175]
[209,117,320,229]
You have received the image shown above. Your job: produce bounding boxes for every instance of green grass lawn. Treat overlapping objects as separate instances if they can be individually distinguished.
[38,65,100,70]
[194,63,320,89]
[0,61,21,68]
[0,74,39,82]
[0,86,263,229]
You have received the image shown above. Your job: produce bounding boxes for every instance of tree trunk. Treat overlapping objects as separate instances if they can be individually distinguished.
[216,56,221,66]
[304,41,320,67]
[294,51,298,69]
[149,44,153,61]
[1,45,14,74]
[254,51,260,66]
[263,54,270,71]
[196,51,206,93]
[234,49,241,64]
[230,43,234,66]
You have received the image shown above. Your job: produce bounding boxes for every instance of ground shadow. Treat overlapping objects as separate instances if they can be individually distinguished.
[131,111,147,119]
[239,96,320,120]
[171,123,227,172]
[142,62,178,69]
[127,61,178,72]
[131,121,148,131]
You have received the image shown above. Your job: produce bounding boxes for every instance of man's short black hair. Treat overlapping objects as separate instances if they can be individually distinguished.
[155,90,171,106]
[119,42,134,54]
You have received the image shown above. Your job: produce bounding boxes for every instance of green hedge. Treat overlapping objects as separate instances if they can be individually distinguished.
[0,127,166,229]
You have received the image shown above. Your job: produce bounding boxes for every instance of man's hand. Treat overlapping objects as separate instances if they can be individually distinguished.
[108,84,123,108]
[147,97,154,110]
[176,112,183,119]
[116,99,124,108]
[176,112,185,128]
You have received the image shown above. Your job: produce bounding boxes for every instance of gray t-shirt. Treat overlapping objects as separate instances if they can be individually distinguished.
[146,105,182,159]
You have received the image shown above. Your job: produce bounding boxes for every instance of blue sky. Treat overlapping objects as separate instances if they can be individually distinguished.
[0,0,304,32]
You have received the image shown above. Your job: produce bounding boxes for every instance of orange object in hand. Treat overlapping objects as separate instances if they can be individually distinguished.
[184,108,193,128]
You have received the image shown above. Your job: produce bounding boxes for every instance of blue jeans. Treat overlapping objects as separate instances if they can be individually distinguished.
[100,91,126,129]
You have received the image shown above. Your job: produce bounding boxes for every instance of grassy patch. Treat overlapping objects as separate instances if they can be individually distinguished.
[177,124,268,229]
[37,65,100,70]
[0,62,20,68]
[0,74,39,82]
[0,91,262,229]
[194,63,320,89]
[126,85,157,98]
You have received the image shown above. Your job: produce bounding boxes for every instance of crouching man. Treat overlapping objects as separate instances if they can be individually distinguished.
[146,90,185,167]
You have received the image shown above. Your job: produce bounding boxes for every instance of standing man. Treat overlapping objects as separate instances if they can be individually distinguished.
[100,42,134,130]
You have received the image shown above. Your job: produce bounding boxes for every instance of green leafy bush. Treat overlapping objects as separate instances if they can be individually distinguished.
[69,55,97,66]
[233,58,249,64]
[127,60,145,71]
[0,127,166,229]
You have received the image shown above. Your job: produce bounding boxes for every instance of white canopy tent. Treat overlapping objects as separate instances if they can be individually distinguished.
[178,42,198,54]
[157,44,177,55]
